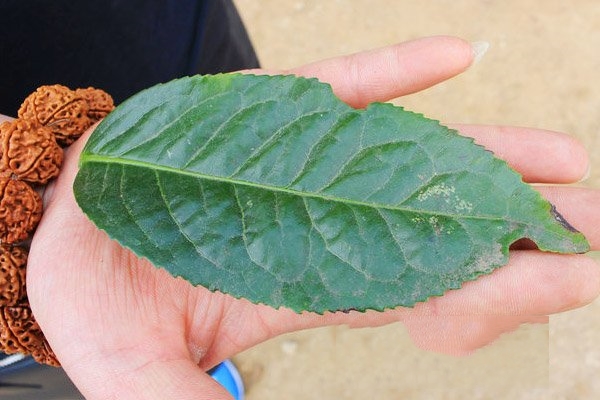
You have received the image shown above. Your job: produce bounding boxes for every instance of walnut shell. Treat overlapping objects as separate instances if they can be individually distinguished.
[0,176,43,244]
[0,304,59,366]
[0,245,27,306]
[18,84,92,146]
[0,119,63,184]
[75,87,115,122]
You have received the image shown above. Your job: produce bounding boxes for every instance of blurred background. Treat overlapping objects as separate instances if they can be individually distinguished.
[231,1,600,399]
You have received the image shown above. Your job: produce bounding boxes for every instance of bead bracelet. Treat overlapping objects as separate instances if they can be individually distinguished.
[0,85,114,366]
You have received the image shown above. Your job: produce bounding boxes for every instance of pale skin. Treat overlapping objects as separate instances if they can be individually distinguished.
[2,36,597,399]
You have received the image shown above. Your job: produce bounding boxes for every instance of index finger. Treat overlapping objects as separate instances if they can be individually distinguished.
[289,36,475,108]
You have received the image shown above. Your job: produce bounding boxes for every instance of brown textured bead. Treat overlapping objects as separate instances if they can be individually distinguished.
[18,84,75,125]
[0,304,27,354]
[0,119,63,184]
[0,245,27,306]
[29,336,60,367]
[0,176,42,244]
[0,305,59,366]
[75,87,115,122]
[46,98,91,146]
[18,84,92,146]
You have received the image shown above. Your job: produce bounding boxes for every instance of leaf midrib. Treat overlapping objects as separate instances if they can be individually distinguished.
[80,153,507,223]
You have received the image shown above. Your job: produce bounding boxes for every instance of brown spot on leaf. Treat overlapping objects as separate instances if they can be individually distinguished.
[550,204,580,233]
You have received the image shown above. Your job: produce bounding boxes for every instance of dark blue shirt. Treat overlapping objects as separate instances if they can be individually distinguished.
[0,0,259,114]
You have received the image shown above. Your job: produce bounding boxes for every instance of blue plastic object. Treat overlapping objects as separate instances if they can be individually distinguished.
[208,360,245,400]
[0,353,36,375]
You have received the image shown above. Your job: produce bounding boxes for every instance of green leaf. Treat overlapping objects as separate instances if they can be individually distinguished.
[73,73,589,313]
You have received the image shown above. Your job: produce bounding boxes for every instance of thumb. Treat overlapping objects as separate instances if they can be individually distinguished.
[63,351,234,400]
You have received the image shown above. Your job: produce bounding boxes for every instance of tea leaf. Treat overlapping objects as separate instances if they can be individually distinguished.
[74,74,588,312]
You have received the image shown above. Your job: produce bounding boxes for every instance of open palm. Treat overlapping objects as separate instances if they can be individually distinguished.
[25,37,599,399]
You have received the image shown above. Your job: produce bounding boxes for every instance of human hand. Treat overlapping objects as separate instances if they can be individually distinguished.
[26,36,600,399]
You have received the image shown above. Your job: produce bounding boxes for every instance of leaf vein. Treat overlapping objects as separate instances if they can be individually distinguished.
[154,172,222,270]
[288,111,359,188]
[182,99,276,170]
[117,167,174,263]
[117,91,228,157]
[232,186,277,281]
[302,198,369,279]
[81,156,508,223]
[230,109,333,178]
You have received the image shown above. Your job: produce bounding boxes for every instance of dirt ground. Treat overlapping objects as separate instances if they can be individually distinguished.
[231,1,600,399]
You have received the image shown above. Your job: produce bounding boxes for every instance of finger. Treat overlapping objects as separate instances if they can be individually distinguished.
[378,252,596,319]
[120,361,232,400]
[0,114,14,123]
[317,252,597,322]
[536,186,600,249]
[62,346,232,400]
[451,124,590,184]
[340,246,597,321]
[402,315,547,356]
[217,251,598,362]
[288,36,475,108]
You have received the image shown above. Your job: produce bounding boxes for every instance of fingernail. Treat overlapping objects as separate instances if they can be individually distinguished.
[578,164,591,183]
[471,41,490,65]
